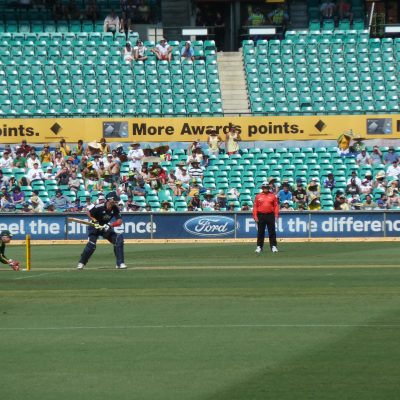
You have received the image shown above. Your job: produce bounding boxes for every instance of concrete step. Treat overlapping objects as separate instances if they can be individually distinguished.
[218,50,249,114]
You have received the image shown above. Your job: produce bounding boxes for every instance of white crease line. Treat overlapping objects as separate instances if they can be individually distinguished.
[0,323,399,331]
[5,264,400,273]
[14,271,69,280]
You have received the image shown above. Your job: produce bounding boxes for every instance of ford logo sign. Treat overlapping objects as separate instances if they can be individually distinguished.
[183,216,237,237]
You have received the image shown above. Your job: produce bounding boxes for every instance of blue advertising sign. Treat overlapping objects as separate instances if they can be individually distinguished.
[152,214,237,239]
[1,212,400,240]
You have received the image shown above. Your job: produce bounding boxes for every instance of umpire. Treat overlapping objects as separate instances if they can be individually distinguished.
[77,191,127,270]
[253,182,279,253]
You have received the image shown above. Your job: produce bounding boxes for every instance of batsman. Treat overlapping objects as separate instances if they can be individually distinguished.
[77,191,127,270]
[0,230,20,271]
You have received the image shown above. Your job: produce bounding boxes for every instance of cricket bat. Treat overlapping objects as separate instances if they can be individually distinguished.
[67,217,95,226]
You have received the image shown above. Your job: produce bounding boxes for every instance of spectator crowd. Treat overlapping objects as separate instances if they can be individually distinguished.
[0,137,398,213]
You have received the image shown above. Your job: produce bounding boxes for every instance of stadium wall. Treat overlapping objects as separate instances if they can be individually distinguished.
[3,212,400,240]
[0,114,398,143]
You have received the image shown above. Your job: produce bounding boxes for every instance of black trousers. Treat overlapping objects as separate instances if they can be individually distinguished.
[79,226,124,266]
[256,213,277,249]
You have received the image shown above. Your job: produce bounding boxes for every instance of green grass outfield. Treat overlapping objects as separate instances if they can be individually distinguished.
[1,242,400,400]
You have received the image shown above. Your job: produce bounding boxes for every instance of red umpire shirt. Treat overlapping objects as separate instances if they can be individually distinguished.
[253,190,279,221]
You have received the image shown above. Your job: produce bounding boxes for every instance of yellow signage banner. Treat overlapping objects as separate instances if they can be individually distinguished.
[0,114,399,143]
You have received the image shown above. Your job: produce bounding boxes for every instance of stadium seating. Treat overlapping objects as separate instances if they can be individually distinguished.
[0,32,221,117]
[244,25,400,115]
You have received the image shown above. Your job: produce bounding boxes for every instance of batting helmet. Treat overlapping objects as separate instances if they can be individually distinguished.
[106,191,120,202]
[0,230,13,238]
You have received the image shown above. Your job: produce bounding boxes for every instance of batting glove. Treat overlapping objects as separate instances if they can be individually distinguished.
[9,260,20,271]
[101,224,111,232]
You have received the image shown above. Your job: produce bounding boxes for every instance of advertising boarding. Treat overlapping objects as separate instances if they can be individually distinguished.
[1,212,400,240]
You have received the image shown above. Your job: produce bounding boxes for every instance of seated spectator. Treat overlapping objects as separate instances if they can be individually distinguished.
[59,139,71,157]
[370,146,383,165]
[188,192,202,211]
[40,144,53,164]
[13,152,27,169]
[386,160,400,179]
[280,201,294,211]
[186,146,204,165]
[16,139,31,157]
[68,172,81,192]
[374,171,387,190]
[359,171,373,195]
[122,41,135,63]
[320,0,336,19]
[384,146,399,164]
[51,189,71,212]
[133,40,148,61]
[151,38,173,62]
[277,184,293,204]
[81,196,92,211]
[30,192,44,212]
[227,187,240,200]
[387,184,400,209]
[181,41,194,61]
[216,189,227,209]
[55,166,71,186]
[21,202,33,213]
[0,151,13,169]
[241,203,250,211]
[128,142,144,172]
[187,179,204,197]
[227,203,236,211]
[160,201,172,212]
[334,193,349,210]
[139,164,150,181]
[53,152,64,168]
[167,169,177,188]
[99,138,111,155]
[188,160,204,181]
[308,195,321,211]
[126,201,143,213]
[188,140,201,156]
[12,186,25,206]
[307,179,320,198]
[27,162,44,185]
[98,171,114,191]
[104,9,120,33]
[131,178,146,197]
[148,170,162,190]
[44,166,55,180]
[356,149,371,166]
[0,187,14,211]
[361,194,377,210]
[27,153,41,170]
[82,162,99,190]
[336,0,353,22]
[202,190,216,209]
[247,7,265,26]
[7,176,17,192]
[74,139,86,156]
[292,181,308,207]
[323,173,336,191]
[268,5,289,27]
[376,193,388,209]
[346,179,360,196]
[346,171,361,186]
[173,180,186,197]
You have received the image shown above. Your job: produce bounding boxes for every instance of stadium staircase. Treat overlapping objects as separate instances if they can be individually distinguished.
[288,2,308,30]
[217,52,250,115]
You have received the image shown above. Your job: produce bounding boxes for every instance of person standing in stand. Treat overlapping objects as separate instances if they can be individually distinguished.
[253,182,279,253]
